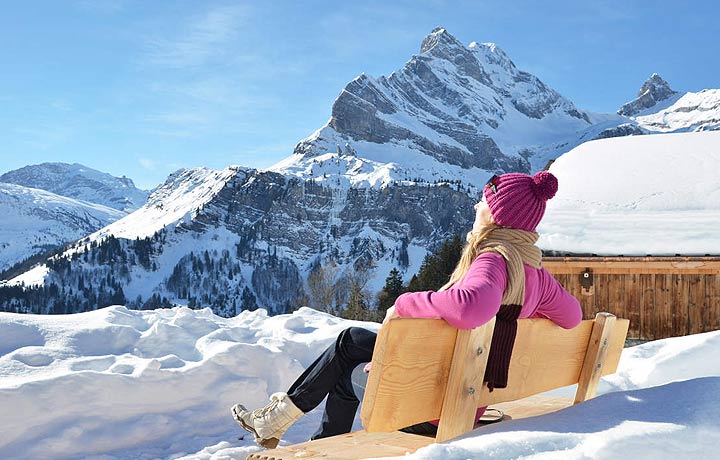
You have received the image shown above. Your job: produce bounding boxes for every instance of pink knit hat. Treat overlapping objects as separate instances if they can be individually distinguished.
[483,171,558,232]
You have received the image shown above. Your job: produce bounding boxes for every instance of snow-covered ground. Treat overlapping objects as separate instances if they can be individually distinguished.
[1,306,718,460]
[539,131,720,255]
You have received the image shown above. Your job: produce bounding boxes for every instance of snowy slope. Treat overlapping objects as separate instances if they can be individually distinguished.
[538,131,720,255]
[0,183,125,273]
[0,306,718,460]
[0,162,149,213]
[91,166,240,241]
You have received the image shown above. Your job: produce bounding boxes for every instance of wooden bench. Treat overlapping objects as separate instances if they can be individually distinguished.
[248,312,629,460]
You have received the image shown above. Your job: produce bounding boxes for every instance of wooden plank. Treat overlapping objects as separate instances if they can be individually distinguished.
[492,395,574,420]
[544,257,720,275]
[655,274,674,338]
[246,430,435,460]
[687,274,705,335]
[435,318,495,442]
[574,313,617,404]
[594,274,609,318]
[474,319,590,406]
[250,395,577,460]
[608,274,625,319]
[476,318,628,407]
[673,275,689,337]
[603,318,629,375]
[639,274,655,340]
[360,318,457,433]
[706,274,720,333]
[625,274,641,338]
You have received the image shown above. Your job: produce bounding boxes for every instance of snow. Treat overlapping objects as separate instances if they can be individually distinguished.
[538,131,720,255]
[1,306,718,460]
[0,182,125,273]
[94,167,239,241]
[6,264,49,287]
[269,133,491,196]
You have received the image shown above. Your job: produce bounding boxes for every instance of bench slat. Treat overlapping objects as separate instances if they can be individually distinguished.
[248,395,575,460]
[360,318,459,432]
[474,318,629,407]
[436,318,495,442]
[575,313,618,403]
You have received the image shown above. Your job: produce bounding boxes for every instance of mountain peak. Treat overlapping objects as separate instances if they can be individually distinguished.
[639,73,675,99]
[0,162,149,213]
[618,73,679,116]
[419,27,465,55]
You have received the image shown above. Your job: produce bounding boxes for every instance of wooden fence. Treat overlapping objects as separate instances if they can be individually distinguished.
[544,256,720,340]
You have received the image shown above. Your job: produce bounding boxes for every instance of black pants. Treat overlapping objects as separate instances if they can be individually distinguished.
[287,327,438,440]
[287,327,375,439]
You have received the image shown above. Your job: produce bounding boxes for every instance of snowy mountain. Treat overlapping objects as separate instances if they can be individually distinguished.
[612,73,720,133]
[3,28,719,317]
[284,27,603,177]
[1,162,472,315]
[634,87,720,132]
[618,73,680,117]
[0,305,718,460]
[0,183,125,274]
[0,162,149,213]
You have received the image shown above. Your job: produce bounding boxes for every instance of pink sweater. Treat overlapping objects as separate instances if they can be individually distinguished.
[394,252,582,330]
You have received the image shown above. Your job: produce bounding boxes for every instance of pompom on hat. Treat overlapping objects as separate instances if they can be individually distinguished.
[483,171,558,232]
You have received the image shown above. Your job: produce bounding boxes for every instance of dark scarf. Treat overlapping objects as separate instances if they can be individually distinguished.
[473,228,542,391]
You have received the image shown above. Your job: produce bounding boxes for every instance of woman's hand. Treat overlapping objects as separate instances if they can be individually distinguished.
[382,305,399,325]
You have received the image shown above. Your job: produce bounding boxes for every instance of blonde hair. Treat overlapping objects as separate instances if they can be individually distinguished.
[439,223,500,291]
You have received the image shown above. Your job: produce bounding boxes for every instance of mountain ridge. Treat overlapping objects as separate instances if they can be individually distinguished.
[0,162,149,213]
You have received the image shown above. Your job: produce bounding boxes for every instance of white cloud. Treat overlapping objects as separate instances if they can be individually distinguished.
[138,158,157,170]
[144,5,248,68]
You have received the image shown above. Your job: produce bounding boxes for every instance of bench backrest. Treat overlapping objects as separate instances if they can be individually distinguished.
[360,313,629,442]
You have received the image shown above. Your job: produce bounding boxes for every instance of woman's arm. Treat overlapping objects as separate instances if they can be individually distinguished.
[533,269,583,329]
[394,253,507,329]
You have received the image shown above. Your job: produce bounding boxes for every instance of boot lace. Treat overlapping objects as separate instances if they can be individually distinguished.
[253,393,284,419]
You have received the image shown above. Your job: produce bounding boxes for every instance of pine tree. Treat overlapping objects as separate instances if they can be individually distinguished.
[241,286,258,312]
[377,268,405,319]
[340,282,370,321]
[407,235,463,292]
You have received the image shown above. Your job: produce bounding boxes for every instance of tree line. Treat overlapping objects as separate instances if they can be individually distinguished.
[0,232,465,320]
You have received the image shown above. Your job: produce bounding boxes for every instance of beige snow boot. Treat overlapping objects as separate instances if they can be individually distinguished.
[231,392,304,449]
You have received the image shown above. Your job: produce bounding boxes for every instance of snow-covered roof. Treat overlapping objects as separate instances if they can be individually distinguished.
[538,131,720,255]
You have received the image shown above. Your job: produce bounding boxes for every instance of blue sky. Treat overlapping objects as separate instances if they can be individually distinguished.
[1,0,717,190]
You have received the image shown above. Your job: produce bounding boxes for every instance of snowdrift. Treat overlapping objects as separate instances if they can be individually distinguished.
[0,306,718,460]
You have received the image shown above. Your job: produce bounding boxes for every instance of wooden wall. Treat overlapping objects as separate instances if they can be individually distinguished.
[544,257,720,340]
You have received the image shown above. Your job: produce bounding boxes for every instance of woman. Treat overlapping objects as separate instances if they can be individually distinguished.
[232,171,582,448]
